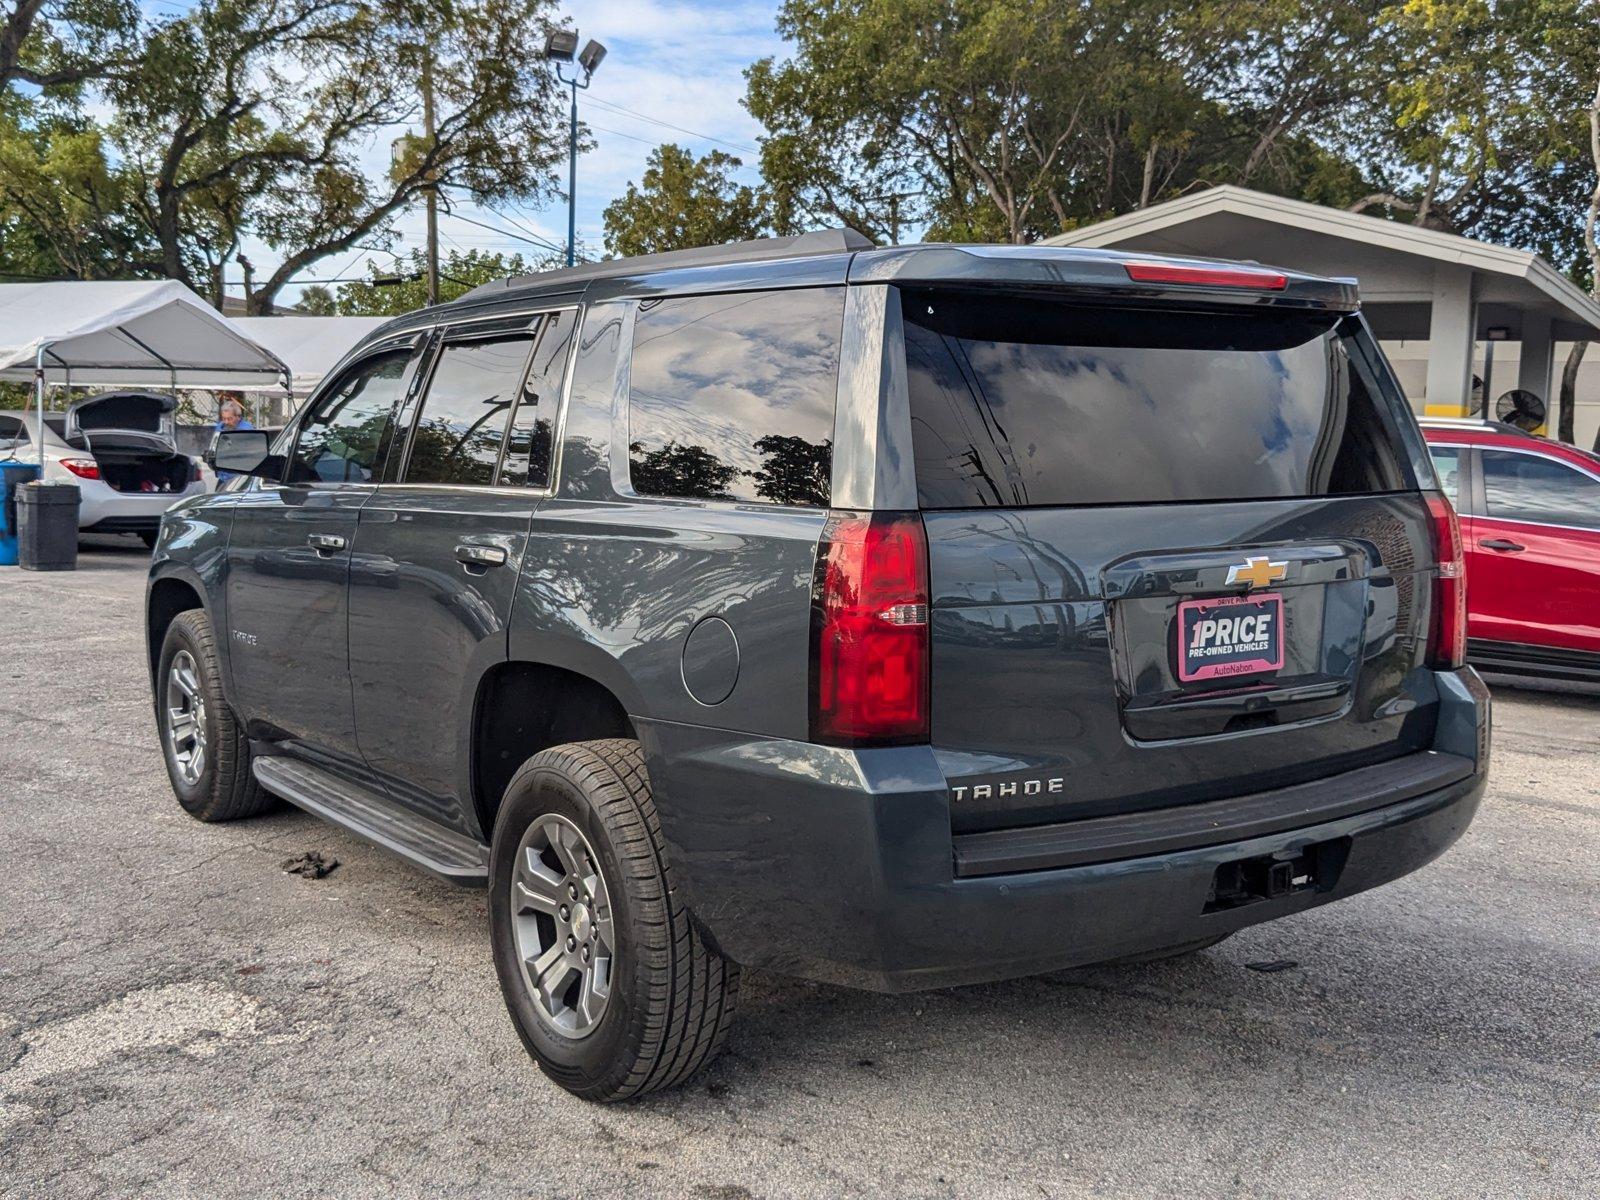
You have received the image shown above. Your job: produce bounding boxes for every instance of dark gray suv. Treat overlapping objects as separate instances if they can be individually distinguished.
[146,230,1490,1101]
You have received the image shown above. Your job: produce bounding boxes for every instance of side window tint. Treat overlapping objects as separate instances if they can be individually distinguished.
[288,351,411,484]
[403,336,532,485]
[500,310,576,488]
[0,415,25,445]
[1481,450,1600,529]
[628,288,842,506]
[1428,447,1461,507]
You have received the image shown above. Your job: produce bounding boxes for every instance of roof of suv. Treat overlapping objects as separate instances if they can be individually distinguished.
[375,230,1360,341]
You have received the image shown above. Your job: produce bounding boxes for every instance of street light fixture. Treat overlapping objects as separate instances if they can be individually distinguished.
[543,28,605,268]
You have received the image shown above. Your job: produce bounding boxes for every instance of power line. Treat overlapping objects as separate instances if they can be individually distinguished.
[584,95,762,158]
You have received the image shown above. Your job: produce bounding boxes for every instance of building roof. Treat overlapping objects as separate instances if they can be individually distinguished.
[1041,185,1600,340]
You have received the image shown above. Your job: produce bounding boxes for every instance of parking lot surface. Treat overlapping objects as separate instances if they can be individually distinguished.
[2,540,1597,1199]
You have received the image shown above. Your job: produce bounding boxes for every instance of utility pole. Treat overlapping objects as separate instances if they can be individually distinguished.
[238,254,255,315]
[421,51,439,306]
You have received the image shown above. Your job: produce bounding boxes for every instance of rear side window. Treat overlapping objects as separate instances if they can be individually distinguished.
[404,336,532,485]
[903,290,1413,509]
[288,351,411,484]
[0,415,26,444]
[1481,450,1600,529]
[628,288,842,507]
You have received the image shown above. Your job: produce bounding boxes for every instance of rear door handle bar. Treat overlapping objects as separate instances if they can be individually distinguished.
[455,544,508,568]
[1478,538,1525,553]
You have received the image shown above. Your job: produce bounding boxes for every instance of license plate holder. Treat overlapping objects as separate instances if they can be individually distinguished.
[1176,592,1285,684]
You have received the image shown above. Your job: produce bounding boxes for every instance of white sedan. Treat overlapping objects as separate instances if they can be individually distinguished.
[0,392,212,547]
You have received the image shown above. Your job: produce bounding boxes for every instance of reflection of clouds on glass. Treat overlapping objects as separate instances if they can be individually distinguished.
[629,289,842,505]
[1481,451,1600,529]
[909,303,1394,508]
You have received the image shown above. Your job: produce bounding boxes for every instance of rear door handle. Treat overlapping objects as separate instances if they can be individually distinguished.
[1478,537,1525,553]
[307,533,347,554]
[455,543,508,568]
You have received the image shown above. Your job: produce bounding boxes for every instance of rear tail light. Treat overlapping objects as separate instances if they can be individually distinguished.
[1124,261,1288,290]
[1425,492,1467,669]
[58,457,100,480]
[810,510,930,746]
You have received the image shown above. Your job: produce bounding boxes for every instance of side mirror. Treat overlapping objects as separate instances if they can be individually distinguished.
[206,428,274,476]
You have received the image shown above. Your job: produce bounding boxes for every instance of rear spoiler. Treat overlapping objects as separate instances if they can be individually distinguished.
[849,245,1359,313]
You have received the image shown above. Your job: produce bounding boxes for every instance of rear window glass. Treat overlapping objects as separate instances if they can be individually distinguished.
[903,290,1413,509]
[628,288,842,507]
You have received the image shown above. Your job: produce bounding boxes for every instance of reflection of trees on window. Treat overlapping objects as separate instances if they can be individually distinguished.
[404,403,512,485]
[288,353,409,483]
[745,435,831,507]
[628,440,738,500]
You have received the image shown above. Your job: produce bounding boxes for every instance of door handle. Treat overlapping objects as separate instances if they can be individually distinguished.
[1478,537,1525,553]
[307,533,347,554]
[455,543,508,568]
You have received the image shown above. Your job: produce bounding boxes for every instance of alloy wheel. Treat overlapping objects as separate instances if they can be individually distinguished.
[164,649,209,786]
[511,813,616,1038]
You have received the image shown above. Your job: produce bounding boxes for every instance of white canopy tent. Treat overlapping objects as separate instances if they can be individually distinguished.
[0,281,291,468]
[226,316,389,398]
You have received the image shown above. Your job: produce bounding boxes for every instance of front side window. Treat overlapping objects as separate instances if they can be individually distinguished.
[628,288,842,506]
[1481,450,1600,529]
[500,310,576,489]
[903,290,1413,509]
[0,414,26,445]
[403,336,533,485]
[287,351,411,484]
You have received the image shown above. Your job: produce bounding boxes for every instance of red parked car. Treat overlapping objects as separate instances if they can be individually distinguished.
[1422,419,1600,681]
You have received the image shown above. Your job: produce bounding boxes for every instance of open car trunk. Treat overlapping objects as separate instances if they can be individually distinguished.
[65,391,196,494]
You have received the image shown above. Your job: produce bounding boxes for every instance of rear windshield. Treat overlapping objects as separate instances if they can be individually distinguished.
[902,289,1416,509]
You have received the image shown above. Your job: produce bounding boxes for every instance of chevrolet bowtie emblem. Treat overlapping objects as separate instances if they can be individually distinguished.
[1226,555,1288,589]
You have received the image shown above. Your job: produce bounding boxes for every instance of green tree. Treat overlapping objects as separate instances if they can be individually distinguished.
[95,0,568,312]
[744,0,1379,245]
[628,440,738,500]
[602,143,770,257]
[321,248,548,316]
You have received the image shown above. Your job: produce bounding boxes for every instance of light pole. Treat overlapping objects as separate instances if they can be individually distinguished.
[543,30,605,268]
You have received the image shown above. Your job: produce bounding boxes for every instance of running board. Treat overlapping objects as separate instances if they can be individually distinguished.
[252,757,489,886]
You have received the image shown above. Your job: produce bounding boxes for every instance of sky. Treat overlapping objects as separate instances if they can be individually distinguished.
[221,0,789,305]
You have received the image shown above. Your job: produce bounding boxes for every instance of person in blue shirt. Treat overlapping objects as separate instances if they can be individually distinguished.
[213,395,255,483]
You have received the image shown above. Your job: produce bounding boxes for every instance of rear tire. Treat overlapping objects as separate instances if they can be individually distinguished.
[156,609,274,822]
[489,739,740,1102]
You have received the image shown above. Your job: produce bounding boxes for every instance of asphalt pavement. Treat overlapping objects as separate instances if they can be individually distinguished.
[2,538,1597,1198]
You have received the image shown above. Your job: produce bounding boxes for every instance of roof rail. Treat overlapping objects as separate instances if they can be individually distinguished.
[461,228,876,300]
[1418,416,1534,436]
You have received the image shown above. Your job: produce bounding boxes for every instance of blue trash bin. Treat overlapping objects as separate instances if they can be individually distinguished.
[1,460,42,566]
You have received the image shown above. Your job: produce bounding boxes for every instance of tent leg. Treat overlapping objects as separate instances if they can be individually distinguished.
[35,345,47,470]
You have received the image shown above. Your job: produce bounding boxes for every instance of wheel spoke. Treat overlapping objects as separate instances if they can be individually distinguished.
[513,874,562,917]
[547,823,583,878]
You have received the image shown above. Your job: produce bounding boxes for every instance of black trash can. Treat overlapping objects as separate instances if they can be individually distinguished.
[17,481,80,571]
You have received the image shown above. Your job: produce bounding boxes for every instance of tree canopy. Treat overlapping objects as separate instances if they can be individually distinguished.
[1,0,569,310]
[602,143,769,257]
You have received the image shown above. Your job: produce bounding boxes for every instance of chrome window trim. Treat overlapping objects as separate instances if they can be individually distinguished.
[375,302,583,499]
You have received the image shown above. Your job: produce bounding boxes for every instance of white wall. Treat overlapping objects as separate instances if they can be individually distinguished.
[1380,339,1600,448]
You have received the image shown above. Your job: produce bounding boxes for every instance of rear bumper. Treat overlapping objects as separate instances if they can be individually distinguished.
[638,669,1490,993]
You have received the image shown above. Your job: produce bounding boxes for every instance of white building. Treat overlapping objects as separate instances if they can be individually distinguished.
[1042,186,1600,446]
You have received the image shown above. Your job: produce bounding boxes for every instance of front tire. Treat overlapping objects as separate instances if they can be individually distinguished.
[156,609,273,822]
[489,739,740,1102]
